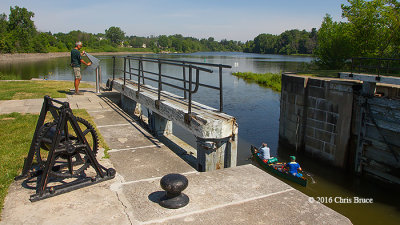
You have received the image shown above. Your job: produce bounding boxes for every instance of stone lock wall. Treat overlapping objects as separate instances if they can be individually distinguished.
[280,73,400,183]
[280,74,357,168]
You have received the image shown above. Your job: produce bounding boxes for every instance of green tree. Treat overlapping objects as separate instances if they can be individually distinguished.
[0,13,8,52]
[0,13,7,34]
[158,35,169,48]
[7,6,36,52]
[105,26,125,45]
[342,0,400,57]
[314,15,353,69]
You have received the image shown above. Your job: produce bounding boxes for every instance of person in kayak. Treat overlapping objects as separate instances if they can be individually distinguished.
[285,156,303,177]
[257,143,278,164]
[258,143,270,161]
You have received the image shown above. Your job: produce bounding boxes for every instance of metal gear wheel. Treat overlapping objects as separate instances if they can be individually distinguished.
[34,117,99,178]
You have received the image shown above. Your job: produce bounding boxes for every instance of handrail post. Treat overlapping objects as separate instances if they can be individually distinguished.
[219,65,223,112]
[128,58,132,80]
[351,58,354,75]
[183,62,187,99]
[123,57,126,86]
[188,65,192,115]
[95,67,100,93]
[99,65,102,88]
[378,59,381,77]
[112,56,116,80]
[138,58,141,93]
[141,59,145,85]
[158,60,162,102]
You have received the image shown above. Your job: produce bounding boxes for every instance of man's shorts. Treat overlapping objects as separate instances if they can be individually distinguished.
[73,67,81,79]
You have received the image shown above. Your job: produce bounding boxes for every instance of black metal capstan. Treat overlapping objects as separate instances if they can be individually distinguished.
[15,96,115,202]
[159,173,189,209]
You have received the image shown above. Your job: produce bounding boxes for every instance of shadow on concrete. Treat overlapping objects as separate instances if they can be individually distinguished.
[57,90,74,95]
[96,91,162,148]
[148,191,164,204]
[157,135,197,169]
[96,91,199,171]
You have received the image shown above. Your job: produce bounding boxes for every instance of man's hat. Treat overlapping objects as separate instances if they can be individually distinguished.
[290,156,296,161]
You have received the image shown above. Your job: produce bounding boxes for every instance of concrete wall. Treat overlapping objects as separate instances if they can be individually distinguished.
[280,74,357,168]
[280,73,400,184]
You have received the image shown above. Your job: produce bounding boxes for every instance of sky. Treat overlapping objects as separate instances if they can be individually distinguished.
[0,0,348,41]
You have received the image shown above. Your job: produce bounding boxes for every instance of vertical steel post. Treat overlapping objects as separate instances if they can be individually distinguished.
[112,56,116,80]
[95,67,100,93]
[158,60,162,101]
[123,57,126,86]
[183,62,187,99]
[99,65,102,88]
[378,59,381,77]
[188,65,192,115]
[141,58,145,85]
[351,58,354,75]
[219,65,223,112]
[129,58,132,80]
[138,59,141,92]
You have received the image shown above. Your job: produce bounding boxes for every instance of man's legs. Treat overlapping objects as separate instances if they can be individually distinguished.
[73,67,83,94]
[74,78,81,93]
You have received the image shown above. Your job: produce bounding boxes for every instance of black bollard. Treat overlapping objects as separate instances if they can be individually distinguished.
[159,173,189,209]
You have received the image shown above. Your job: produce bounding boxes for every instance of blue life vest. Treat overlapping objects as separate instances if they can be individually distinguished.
[286,162,300,175]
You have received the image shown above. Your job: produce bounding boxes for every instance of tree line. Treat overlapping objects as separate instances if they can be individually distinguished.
[1,1,399,70]
[0,6,244,54]
[0,5,315,55]
[243,29,317,55]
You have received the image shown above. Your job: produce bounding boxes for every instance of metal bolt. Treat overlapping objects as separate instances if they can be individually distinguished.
[159,174,189,209]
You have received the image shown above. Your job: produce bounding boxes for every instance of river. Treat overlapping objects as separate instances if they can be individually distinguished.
[1,52,398,225]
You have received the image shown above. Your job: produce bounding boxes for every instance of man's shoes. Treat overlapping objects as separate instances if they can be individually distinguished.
[74,92,84,95]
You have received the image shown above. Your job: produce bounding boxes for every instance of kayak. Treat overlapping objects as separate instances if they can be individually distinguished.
[251,145,307,187]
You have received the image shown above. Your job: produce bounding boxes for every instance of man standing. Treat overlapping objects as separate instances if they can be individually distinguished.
[71,41,91,95]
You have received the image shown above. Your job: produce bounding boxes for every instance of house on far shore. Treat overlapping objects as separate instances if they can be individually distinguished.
[142,43,147,48]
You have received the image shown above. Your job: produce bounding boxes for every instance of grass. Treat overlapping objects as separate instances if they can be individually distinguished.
[296,70,344,78]
[0,110,109,219]
[232,72,282,92]
[0,80,93,100]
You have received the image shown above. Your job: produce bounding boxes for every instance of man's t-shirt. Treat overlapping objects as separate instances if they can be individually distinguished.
[258,146,271,160]
[71,49,81,67]
[286,162,300,175]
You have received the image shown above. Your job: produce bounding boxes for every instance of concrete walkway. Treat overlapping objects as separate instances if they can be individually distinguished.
[0,89,352,225]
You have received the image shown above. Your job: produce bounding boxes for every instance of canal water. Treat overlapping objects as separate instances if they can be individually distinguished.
[1,52,398,224]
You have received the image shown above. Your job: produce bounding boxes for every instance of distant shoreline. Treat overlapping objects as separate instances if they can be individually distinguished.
[0,51,154,62]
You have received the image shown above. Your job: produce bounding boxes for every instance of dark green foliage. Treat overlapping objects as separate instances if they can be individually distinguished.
[314,15,354,69]
[143,34,244,53]
[105,26,125,45]
[314,0,400,69]
[243,29,317,55]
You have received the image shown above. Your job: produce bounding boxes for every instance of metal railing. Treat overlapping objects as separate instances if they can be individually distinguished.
[112,56,231,113]
[351,57,400,77]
